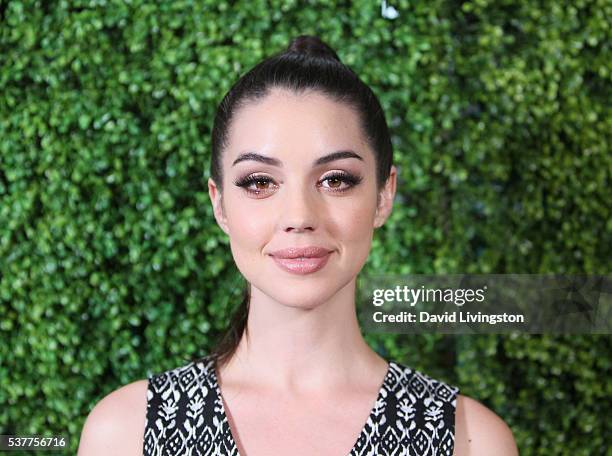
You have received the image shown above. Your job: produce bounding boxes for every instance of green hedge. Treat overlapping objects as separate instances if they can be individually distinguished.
[1,1,610,455]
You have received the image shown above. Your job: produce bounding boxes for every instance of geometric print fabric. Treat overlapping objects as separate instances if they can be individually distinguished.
[143,355,459,456]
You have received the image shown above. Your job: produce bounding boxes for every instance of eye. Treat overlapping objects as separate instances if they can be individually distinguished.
[233,174,277,196]
[318,172,363,193]
[233,171,363,197]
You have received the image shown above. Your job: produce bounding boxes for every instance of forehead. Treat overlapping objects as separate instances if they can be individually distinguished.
[224,88,370,164]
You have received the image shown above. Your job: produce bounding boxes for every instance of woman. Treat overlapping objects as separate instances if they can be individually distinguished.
[78,35,518,455]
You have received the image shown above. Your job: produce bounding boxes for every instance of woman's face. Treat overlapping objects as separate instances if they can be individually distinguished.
[209,88,396,309]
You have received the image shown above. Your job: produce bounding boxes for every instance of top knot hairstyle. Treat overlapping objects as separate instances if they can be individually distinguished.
[286,34,342,61]
[200,35,394,369]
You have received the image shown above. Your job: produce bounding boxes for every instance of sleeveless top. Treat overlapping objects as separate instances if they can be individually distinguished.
[143,355,460,456]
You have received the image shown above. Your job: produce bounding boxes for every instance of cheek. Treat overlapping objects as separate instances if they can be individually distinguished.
[224,197,270,263]
[331,199,377,263]
[225,193,268,233]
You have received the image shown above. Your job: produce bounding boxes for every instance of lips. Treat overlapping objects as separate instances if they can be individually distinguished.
[269,246,333,259]
[269,246,334,275]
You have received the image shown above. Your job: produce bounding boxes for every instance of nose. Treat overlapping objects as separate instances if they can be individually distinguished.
[280,182,318,232]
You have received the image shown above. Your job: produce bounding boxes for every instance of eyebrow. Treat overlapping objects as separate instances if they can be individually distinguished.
[231,150,364,168]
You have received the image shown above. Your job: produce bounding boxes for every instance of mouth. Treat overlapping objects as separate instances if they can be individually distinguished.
[269,249,333,275]
[269,246,334,259]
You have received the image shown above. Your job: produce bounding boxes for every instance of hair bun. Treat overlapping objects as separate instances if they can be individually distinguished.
[286,35,341,62]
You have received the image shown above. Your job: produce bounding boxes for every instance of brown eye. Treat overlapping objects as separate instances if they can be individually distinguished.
[234,171,363,197]
[319,172,363,192]
[234,174,277,196]
[327,176,342,188]
[254,179,270,190]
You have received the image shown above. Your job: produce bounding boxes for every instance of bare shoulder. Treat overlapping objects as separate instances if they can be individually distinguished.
[453,393,519,456]
[77,378,149,456]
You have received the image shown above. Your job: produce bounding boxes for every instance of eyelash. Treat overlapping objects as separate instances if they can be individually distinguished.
[233,171,363,196]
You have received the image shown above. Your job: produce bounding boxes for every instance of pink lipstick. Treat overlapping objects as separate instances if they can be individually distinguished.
[269,246,333,275]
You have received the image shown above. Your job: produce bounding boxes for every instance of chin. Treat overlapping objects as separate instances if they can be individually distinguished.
[264,287,339,310]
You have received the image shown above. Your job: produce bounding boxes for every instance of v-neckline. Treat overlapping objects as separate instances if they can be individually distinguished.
[208,358,394,456]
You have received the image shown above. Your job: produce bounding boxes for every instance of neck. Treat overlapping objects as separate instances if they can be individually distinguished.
[217,277,387,395]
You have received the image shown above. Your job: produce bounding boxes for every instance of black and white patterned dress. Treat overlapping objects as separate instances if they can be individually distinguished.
[143,355,460,455]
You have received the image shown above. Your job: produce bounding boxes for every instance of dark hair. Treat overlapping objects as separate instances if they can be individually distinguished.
[200,34,393,370]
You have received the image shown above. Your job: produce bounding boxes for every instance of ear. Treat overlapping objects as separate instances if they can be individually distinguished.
[373,165,397,229]
[208,178,230,235]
